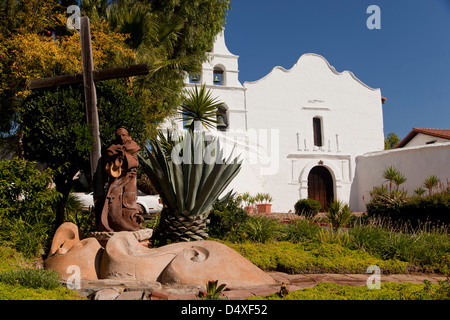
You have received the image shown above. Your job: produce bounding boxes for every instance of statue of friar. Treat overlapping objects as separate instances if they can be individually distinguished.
[98,127,145,232]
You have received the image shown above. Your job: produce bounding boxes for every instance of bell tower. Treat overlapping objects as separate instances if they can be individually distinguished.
[185,30,247,132]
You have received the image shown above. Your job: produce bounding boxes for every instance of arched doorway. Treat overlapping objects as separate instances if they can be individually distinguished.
[307,166,334,211]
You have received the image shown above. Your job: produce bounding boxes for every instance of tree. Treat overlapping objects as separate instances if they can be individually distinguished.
[0,0,135,147]
[19,81,146,225]
[384,132,400,149]
[180,84,222,131]
[81,0,231,136]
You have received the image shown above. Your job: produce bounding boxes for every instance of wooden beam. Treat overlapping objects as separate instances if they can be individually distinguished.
[80,16,103,198]
[29,64,150,90]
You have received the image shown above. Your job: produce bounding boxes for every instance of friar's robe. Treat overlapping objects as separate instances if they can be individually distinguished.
[99,139,144,232]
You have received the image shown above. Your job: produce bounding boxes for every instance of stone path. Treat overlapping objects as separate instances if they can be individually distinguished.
[72,272,447,300]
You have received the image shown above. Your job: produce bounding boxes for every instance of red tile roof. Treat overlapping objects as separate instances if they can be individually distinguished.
[396,128,450,148]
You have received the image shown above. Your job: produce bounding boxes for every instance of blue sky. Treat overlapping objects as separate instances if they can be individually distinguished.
[222,0,450,140]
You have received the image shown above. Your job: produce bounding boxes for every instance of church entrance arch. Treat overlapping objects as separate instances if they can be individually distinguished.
[307,166,334,211]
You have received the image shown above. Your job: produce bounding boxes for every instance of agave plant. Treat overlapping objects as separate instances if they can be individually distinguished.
[139,130,242,242]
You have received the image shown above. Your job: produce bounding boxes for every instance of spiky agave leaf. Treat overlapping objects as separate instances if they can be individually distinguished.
[138,130,241,242]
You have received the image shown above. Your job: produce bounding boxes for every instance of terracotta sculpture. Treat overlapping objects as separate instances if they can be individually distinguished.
[99,128,144,232]
[44,223,277,288]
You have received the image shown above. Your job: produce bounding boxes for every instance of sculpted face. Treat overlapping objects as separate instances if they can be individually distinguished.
[116,128,129,144]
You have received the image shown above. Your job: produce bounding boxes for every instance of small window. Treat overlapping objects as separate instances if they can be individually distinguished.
[313,117,323,147]
[189,73,201,84]
[426,140,437,145]
[213,67,224,85]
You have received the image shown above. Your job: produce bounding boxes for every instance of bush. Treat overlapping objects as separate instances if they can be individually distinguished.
[294,199,321,218]
[366,187,450,227]
[280,219,321,243]
[208,194,249,241]
[241,216,283,243]
[326,200,352,230]
[366,186,408,219]
[0,158,60,258]
[65,192,96,234]
[348,218,450,271]
[401,192,450,225]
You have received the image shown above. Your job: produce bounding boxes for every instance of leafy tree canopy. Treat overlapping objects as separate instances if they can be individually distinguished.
[1,0,230,138]
[384,132,400,150]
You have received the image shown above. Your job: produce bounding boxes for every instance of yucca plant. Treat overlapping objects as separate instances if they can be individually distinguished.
[383,166,406,191]
[326,199,352,231]
[423,175,441,195]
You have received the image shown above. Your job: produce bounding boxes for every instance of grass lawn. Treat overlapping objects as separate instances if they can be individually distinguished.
[248,281,450,300]
[223,240,410,274]
[0,246,85,300]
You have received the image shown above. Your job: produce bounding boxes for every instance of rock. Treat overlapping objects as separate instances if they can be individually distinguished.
[93,288,121,300]
[115,290,146,300]
[99,232,276,288]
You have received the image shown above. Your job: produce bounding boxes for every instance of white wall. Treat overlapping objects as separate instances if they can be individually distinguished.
[352,142,450,212]
[232,53,385,212]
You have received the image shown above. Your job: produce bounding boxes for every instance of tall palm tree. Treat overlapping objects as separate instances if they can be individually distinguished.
[180,84,222,131]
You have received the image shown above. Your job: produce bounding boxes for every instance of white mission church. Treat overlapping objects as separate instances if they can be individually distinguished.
[162,31,449,213]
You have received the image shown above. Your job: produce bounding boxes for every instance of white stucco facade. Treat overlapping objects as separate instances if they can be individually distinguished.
[353,142,450,211]
[162,31,387,212]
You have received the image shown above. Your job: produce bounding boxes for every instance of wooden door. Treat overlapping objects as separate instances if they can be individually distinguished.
[307,166,334,211]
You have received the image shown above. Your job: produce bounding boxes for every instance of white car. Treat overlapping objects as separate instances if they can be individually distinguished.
[73,191,163,217]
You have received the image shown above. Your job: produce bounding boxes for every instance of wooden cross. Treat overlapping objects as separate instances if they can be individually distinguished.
[29,16,149,209]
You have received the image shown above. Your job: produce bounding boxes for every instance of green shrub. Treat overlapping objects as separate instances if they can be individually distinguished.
[0,158,60,258]
[326,200,352,230]
[65,192,96,234]
[0,268,61,290]
[241,216,283,243]
[280,219,321,243]
[366,187,450,227]
[366,186,408,220]
[208,194,249,241]
[400,192,450,225]
[348,219,450,271]
[294,198,321,218]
